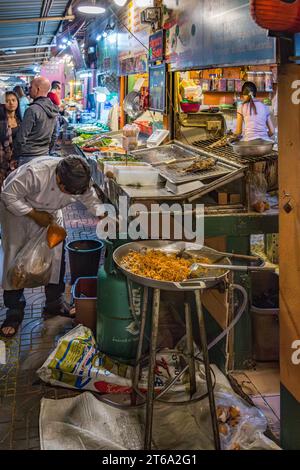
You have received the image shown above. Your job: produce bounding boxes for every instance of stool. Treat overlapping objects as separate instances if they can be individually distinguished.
[131,285,221,450]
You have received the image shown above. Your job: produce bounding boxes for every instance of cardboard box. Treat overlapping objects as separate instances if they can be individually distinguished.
[229,193,241,204]
[218,192,228,205]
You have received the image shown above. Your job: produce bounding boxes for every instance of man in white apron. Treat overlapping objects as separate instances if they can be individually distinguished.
[0,155,104,337]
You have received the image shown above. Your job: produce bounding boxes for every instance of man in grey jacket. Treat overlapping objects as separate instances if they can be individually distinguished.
[13,76,59,165]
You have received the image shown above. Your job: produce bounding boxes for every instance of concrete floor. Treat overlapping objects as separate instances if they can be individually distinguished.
[0,202,99,450]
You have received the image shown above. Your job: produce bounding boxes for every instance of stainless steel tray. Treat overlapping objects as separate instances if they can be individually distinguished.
[132,141,239,184]
[113,241,230,291]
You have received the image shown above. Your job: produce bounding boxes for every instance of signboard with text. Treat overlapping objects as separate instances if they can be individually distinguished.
[149,30,164,63]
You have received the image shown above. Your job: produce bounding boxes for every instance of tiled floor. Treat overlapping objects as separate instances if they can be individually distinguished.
[0,202,100,450]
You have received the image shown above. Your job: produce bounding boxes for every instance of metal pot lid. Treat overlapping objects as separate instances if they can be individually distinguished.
[123,91,143,120]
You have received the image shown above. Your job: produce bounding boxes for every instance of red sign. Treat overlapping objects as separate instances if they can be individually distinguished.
[149,30,164,62]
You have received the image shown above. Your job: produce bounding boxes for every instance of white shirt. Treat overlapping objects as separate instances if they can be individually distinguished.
[237,100,272,142]
[1,156,104,217]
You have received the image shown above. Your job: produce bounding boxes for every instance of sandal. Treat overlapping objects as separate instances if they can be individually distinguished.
[0,310,23,338]
[43,301,76,319]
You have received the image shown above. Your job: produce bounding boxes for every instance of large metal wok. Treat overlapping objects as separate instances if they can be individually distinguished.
[230,139,274,157]
[113,241,231,291]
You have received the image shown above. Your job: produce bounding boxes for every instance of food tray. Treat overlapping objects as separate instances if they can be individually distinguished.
[132,141,234,183]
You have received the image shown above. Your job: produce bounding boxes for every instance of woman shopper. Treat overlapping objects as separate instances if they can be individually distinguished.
[13,85,29,119]
[0,91,22,187]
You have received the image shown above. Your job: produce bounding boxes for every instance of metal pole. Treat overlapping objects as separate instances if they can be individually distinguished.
[194,290,221,450]
[0,16,75,24]
[144,288,160,450]
[132,287,149,405]
[0,45,57,51]
[184,300,197,397]
[0,35,55,41]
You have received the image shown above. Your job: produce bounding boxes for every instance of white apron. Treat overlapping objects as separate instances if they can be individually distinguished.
[0,156,104,290]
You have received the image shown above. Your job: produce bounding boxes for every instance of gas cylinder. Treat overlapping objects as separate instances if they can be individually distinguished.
[97,237,151,364]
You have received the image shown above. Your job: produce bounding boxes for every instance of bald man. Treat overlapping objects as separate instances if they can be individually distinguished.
[13,76,59,165]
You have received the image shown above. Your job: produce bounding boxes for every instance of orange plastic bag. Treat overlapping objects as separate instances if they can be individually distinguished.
[47,224,67,249]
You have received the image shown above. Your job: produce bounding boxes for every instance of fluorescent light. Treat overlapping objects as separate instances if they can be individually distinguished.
[96,93,107,103]
[78,1,106,15]
[135,0,154,7]
[114,0,127,5]
[108,33,117,44]
[96,34,102,41]
[62,38,68,43]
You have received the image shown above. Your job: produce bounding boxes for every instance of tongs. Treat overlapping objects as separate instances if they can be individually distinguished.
[189,262,275,274]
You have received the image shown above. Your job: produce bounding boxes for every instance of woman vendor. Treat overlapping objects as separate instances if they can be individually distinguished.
[234,81,275,141]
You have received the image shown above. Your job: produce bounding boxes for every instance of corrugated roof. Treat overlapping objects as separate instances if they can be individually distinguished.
[0,0,73,74]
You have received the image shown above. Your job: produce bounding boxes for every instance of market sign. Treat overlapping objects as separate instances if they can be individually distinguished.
[164,0,276,70]
[120,54,148,75]
[149,29,164,62]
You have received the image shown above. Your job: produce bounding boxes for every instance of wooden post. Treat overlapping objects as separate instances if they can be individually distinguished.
[278,61,300,449]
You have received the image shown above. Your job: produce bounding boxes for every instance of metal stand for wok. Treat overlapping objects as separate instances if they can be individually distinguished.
[132,283,221,451]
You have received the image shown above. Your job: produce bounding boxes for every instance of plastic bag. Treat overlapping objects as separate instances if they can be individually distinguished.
[47,224,67,249]
[8,229,53,289]
[215,391,280,450]
[249,171,269,212]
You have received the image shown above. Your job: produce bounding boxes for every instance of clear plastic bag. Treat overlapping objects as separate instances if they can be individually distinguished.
[215,391,280,450]
[8,229,54,289]
[249,171,269,212]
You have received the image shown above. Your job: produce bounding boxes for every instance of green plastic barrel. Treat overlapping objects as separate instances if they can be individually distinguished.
[97,238,151,364]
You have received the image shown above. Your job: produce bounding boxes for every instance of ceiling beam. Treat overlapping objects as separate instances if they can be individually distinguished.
[0,44,56,51]
[0,15,75,25]
[0,51,51,57]
[0,35,55,42]
[0,58,48,64]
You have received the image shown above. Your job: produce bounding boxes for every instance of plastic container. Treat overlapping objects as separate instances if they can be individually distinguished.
[72,277,97,333]
[265,72,273,92]
[218,78,227,92]
[250,271,279,362]
[66,239,104,285]
[114,166,160,186]
[235,79,243,93]
[103,161,149,175]
[256,72,265,92]
[227,79,235,92]
[247,71,256,84]
[180,101,200,113]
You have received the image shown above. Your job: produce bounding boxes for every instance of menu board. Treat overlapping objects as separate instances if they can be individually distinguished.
[149,64,166,113]
[164,0,276,70]
[149,30,164,62]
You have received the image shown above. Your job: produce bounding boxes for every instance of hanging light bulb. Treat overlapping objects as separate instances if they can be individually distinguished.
[135,0,154,7]
[78,0,106,15]
[113,0,127,6]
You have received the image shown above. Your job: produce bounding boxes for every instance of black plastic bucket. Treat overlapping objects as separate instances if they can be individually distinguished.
[66,239,104,284]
